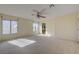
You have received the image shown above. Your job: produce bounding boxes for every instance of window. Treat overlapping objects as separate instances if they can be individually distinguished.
[33,22,39,33]
[2,20,17,34]
[11,21,17,33]
[2,20,10,34]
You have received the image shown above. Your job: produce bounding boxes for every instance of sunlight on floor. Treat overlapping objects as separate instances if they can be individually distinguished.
[38,34,52,37]
[8,39,36,48]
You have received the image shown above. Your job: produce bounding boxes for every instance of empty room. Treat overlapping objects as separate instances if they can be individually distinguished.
[0,4,79,54]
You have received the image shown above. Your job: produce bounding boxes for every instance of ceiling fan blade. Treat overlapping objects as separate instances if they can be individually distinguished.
[40,8,47,14]
[39,15,46,18]
[32,9,39,12]
[32,14,36,16]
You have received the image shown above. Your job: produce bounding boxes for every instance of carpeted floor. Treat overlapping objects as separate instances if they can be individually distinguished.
[0,36,79,54]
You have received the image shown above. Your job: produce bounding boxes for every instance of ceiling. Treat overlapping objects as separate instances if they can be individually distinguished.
[0,4,79,20]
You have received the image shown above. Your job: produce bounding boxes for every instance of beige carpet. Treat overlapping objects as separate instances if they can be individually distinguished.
[0,36,79,53]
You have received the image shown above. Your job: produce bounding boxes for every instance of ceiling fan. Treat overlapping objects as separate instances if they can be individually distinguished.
[32,4,55,19]
[32,8,46,18]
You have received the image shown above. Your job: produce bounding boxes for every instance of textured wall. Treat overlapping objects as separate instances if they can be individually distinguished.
[54,12,78,40]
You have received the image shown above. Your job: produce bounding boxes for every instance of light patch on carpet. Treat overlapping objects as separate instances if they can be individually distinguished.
[38,34,52,37]
[8,39,36,48]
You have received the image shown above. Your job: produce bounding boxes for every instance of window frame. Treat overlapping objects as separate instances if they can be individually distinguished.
[1,19,18,35]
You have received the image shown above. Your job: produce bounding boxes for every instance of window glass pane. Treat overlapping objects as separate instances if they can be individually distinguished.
[11,21,17,33]
[36,23,39,33]
[2,20,10,34]
[33,23,36,32]
[33,22,39,33]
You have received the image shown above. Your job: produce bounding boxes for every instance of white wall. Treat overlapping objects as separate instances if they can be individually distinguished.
[52,12,78,40]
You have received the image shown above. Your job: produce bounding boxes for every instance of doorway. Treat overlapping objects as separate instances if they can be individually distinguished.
[42,23,46,34]
[33,22,47,35]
